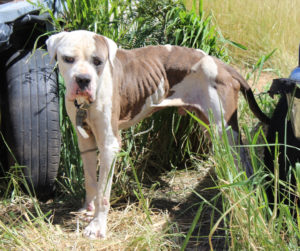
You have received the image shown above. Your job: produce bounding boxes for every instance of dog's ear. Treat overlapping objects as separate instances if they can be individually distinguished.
[46,32,68,62]
[103,36,118,67]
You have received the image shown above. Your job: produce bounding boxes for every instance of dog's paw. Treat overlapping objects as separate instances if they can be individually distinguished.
[74,202,95,222]
[79,201,95,212]
[83,215,107,239]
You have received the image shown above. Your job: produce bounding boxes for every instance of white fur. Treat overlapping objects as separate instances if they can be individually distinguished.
[84,47,120,239]
[104,36,117,67]
[153,56,225,129]
[46,31,68,61]
[164,44,173,52]
[47,30,120,238]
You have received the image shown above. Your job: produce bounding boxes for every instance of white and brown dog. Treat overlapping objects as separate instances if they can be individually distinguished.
[46,30,269,238]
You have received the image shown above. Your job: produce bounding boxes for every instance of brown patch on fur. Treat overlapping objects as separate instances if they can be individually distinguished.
[213,57,270,125]
[117,46,206,125]
[93,35,109,58]
[82,121,94,137]
[93,35,109,76]
[166,69,190,88]
[117,48,168,122]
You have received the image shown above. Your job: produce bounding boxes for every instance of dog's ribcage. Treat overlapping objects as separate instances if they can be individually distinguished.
[118,45,213,129]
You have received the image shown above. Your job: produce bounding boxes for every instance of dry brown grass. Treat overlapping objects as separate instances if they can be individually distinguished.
[202,0,300,76]
[0,197,175,250]
[0,167,217,250]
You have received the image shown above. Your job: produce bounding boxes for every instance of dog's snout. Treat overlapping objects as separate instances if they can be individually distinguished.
[76,74,91,90]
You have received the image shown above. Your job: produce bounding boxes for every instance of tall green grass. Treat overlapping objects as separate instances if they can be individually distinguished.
[184,111,299,250]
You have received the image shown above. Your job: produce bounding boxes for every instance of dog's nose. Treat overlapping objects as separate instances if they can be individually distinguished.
[75,74,91,90]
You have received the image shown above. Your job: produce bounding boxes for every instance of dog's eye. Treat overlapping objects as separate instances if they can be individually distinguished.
[93,57,102,66]
[62,56,75,64]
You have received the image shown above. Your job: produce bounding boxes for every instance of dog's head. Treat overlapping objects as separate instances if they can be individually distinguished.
[46,30,117,103]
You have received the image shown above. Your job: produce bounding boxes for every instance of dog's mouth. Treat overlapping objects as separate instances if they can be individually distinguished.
[74,97,92,108]
[67,85,95,104]
[66,76,95,102]
[75,88,94,102]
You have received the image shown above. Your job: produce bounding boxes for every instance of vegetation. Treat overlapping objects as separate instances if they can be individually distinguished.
[202,0,300,76]
[0,0,299,250]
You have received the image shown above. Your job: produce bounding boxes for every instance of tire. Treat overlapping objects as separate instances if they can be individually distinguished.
[5,49,60,198]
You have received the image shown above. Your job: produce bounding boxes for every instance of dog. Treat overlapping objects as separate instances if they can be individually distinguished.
[264,95,300,211]
[46,30,270,238]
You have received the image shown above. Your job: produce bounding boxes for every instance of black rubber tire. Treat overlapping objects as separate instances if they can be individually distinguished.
[5,49,60,198]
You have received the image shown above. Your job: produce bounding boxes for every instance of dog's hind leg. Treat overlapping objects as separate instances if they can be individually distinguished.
[158,54,254,175]
[225,121,254,177]
[195,105,253,177]
[204,95,253,177]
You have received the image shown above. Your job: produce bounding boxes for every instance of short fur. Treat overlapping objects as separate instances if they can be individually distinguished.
[46,30,269,238]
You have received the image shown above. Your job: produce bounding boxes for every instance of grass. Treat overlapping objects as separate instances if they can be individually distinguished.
[1,0,300,250]
[205,119,300,250]
[202,0,300,76]
[0,195,176,250]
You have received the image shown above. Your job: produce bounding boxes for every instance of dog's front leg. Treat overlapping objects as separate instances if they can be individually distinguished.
[83,112,120,239]
[77,135,98,212]
[66,100,98,212]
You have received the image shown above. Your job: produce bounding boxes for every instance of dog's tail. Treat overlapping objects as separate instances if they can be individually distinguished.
[240,83,270,124]
[225,64,270,124]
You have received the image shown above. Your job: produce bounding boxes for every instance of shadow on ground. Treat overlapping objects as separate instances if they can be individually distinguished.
[151,168,227,251]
